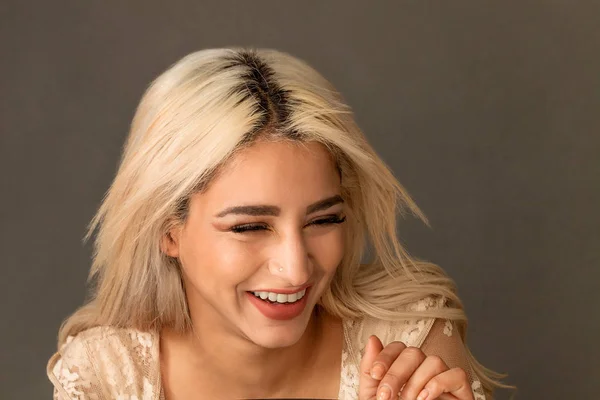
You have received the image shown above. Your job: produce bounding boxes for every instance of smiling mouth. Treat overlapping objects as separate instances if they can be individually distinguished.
[246,287,311,320]
[248,288,307,304]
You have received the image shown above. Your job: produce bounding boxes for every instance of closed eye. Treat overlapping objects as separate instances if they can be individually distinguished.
[308,215,346,226]
[229,223,269,234]
[229,215,346,234]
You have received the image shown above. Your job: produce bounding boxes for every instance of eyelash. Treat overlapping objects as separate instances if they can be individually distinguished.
[229,215,347,234]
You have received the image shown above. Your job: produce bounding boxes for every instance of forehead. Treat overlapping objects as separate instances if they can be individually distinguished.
[200,140,341,208]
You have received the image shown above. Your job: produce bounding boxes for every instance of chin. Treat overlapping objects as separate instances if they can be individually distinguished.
[251,327,305,349]
[246,312,313,349]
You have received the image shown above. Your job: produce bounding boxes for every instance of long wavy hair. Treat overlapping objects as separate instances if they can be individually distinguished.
[58,47,507,395]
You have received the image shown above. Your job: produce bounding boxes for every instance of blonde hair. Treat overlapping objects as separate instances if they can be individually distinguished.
[59,47,507,395]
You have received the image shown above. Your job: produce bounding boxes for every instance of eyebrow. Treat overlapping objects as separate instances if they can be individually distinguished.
[215,195,344,218]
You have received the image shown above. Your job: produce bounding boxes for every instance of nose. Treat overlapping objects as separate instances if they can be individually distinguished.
[269,231,312,286]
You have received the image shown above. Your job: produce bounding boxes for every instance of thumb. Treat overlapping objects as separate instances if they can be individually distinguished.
[360,335,383,373]
[358,335,384,399]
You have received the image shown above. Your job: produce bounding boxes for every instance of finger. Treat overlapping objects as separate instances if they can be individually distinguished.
[419,367,474,400]
[359,335,384,376]
[437,394,460,400]
[398,355,449,400]
[369,340,407,380]
[376,346,425,400]
[358,335,384,399]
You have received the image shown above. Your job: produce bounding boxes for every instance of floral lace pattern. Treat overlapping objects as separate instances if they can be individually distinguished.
[443,319,454,336]
[48,297,485,400]
[48,327,160,400]
[472,380,486,400]
[337,349,361,400]
[52,359,90,399]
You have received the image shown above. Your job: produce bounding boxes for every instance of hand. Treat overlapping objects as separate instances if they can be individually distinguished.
[358,335,474,400]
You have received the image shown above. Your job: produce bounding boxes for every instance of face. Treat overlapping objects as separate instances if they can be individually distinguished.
[164,140,346,349]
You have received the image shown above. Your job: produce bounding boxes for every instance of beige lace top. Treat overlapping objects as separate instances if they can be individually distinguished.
[47,297,487,399]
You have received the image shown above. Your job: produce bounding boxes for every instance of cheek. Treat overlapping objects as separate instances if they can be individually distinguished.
[307,229,346,273]
[179,231,260,287]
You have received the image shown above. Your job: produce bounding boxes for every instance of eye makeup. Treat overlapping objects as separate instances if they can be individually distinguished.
[229,214,346,234]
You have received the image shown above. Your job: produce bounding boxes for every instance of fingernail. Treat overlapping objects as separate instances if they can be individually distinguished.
[370,363,385,380]
[417,388,429,400]
[378,385,392,400]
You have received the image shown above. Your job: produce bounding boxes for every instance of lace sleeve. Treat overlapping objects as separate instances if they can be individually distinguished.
[420,318,486,400]
[47,327,161,400]
[47,337,105,400]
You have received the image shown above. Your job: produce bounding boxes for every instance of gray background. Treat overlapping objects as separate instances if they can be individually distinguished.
[1,1,598,398]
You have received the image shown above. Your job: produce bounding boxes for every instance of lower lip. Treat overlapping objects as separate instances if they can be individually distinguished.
[246,288,310,321]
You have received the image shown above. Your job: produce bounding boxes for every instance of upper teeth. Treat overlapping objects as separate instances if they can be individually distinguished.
[252,289,307,303]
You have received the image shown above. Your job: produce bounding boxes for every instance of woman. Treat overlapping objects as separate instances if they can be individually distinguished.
[47,48,507,399]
